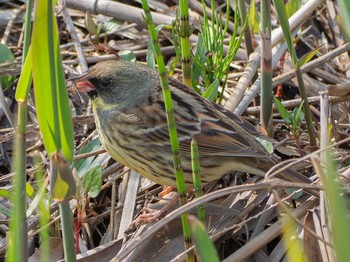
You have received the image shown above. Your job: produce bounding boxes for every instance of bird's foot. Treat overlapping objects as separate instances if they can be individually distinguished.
[126,191,179,233]
[127,207,167,232]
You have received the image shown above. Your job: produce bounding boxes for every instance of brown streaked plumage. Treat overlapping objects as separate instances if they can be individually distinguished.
[74,59,310,187]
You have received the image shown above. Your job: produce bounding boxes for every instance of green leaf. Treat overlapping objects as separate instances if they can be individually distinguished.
[26,183,35,199]
[284,188,303,199]
[189,216,219,262]
[119,50,136,62]
[56,62,74,163]
[0,75,15,91]
[147,24,166,69]
[166,57,178,76]
[255,137,274,154]
[202,79,219,101]
[96,23,103,40]
[273,0,298,65]
[285,0,301,18]
[292,109,304,130]
[15,49,32,101]
[82,166,102,198]
[192,33,206,83]
[102,18,123,33]
[84,12,97,35]
[339,0,350,39]
[321,149,350,261]
[0,43,14,63]
[50,153,76,202]
[0,43,15,89]
[0,188,10,198]
[273,96,292,124]
[295,45,324,69]
[281,213,306,261]
[146,39,156,69]
[248,0,259,33]
[0,204,12,217]
[293,100,305,125]
[73,137,101,175]
[31,0,74,162]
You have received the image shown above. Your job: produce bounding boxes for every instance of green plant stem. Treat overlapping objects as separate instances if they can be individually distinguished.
[260,0,273,135]
[198,0,245,103]
[295,68,316,146]
[179,0,192,87]
[35,159,50,262]
[7,102,28,262]
[59,202,76,262]
[22,0,33,62]
[273,0,316,147]
[141,1,194,261]
[273,0,298,64]
[191,139,204,222]
[201,0,213,83]
[210,0,216,55]
[238,0,254,57]
[6,1,34,260]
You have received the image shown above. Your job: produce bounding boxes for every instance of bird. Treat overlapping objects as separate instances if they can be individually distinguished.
[73,59,311,188]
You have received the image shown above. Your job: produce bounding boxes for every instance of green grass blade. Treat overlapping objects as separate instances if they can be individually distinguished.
[338,0,350,38]
[31,1,75,260]
[321,151,350,262]
[260,0,273,134]
[15,49,32,102]
[188,216,219,262]
[7,102,28,262]
[248,0,259,34]
[34,156,50,262]
[202,79,220,101]
[295,45,323,69]
[281,215,307,262]
[141,1,193,261]
[191,139,204,221]
[285,0,300,18]
[178,0,192,87]
[22,0,33,62]
[273,96,292,124]
[273,0,298,64]
[31,0,73,162]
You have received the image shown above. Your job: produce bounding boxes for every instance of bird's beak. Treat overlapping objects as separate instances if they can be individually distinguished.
[75,80,95,93]
[67,72,96,93]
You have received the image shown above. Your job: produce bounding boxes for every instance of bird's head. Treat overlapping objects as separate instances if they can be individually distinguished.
[73,59,159,110]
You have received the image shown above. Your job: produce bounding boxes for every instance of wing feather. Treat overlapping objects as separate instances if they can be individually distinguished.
[129,76,273,159]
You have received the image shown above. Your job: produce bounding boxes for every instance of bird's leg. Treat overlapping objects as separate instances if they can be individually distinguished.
[158,185,175,198]
[127,192,180,232]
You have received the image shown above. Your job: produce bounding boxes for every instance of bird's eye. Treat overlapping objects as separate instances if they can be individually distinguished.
[100,78,111,88]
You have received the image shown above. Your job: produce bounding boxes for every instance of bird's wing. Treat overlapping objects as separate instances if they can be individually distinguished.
[134,77,273,159]
[184,118,270,158]
[139,112,271,158]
